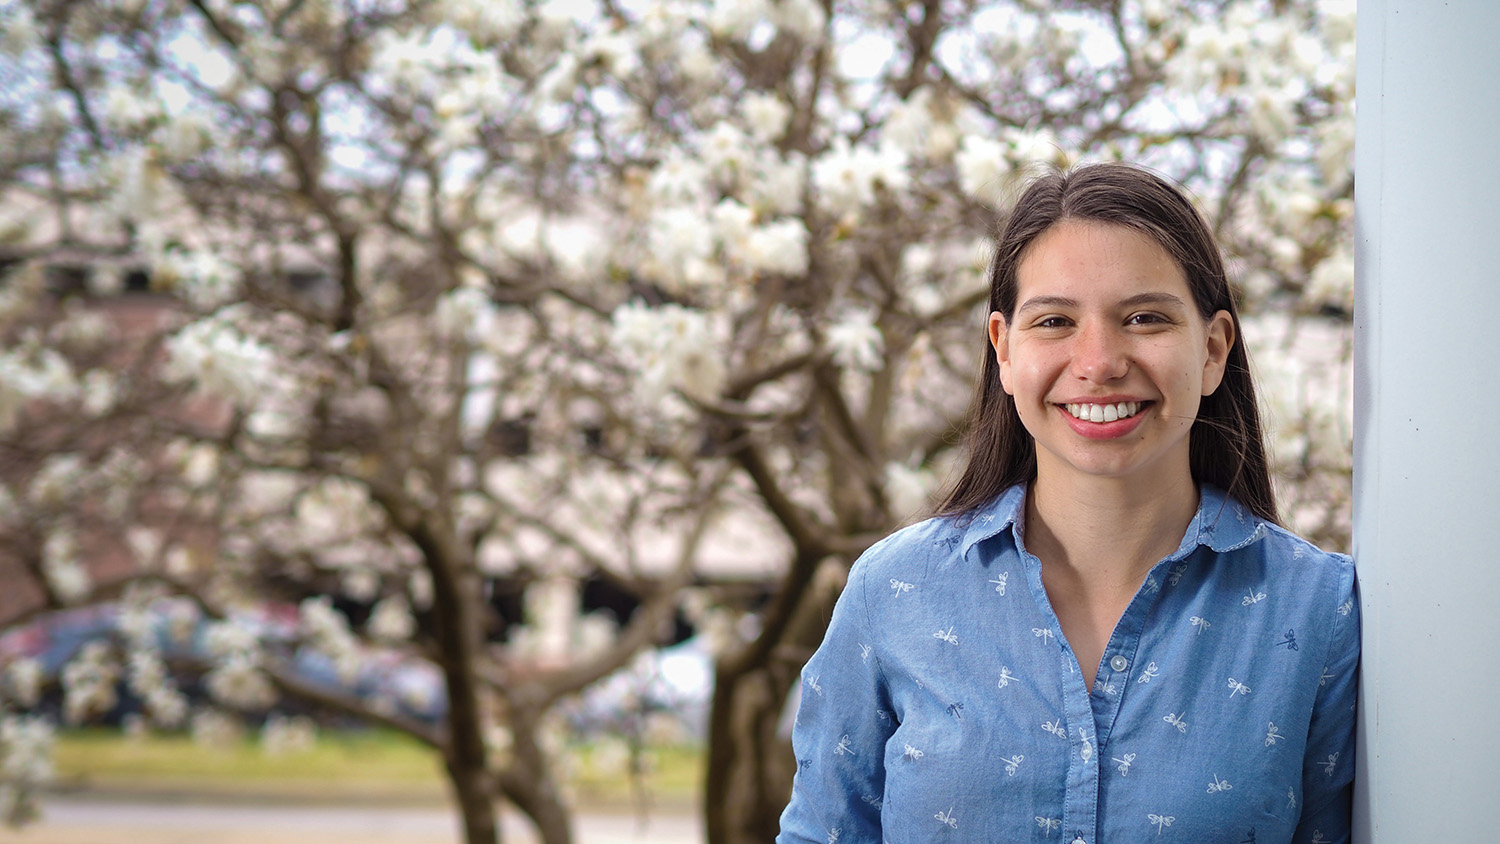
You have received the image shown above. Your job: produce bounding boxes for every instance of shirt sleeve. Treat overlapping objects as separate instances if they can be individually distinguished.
[777,555,896,844]
[1294,557,1359,844]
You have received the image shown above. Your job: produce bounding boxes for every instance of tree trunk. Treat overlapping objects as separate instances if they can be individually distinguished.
[705,561,846,844]
[500,712,575,844]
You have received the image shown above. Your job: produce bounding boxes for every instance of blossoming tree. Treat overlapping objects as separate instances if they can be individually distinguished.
[0,0,1354,843]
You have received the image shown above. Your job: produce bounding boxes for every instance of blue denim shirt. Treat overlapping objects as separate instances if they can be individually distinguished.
[778,485,1358,844]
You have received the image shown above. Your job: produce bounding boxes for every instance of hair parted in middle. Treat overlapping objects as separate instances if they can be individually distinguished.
[935,161,1279,524]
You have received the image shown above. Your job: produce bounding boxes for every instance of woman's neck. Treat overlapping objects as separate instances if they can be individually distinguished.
[1024,472,1199,595]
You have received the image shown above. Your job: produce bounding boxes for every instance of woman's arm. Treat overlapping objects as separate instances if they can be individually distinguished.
[777,555,897,844]
[1294,559,1359,844]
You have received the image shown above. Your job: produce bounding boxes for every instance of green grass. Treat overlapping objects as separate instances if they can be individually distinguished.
[51,728,704,810]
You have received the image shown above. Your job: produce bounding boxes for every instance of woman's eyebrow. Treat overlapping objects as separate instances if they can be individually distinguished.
[1015,292,1189,315]
[1015,295,1078,315]
[1118,292,1190,310]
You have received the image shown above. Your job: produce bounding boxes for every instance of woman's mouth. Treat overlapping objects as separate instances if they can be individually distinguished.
[1063,401,1144,423]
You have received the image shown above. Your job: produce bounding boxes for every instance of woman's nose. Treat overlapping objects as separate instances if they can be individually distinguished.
[1072,323,1129,382]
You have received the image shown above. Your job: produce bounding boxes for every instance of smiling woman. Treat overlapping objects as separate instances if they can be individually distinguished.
[777,164,1357,844]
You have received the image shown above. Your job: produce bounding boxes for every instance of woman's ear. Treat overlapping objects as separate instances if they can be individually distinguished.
[1201,310,1234,395]
[988,311,1014,396]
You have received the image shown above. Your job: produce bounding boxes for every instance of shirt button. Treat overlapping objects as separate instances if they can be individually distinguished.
[1110,655,1129,672]
[1072,837,1086,844]
[1080,742,1092,760]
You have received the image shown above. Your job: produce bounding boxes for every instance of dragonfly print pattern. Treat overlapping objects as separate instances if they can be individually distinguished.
[775,485,1358,844]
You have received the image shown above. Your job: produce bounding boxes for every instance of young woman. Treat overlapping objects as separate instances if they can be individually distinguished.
[777,163,1357,844]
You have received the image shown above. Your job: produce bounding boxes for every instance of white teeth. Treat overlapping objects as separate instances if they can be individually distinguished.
[1065,402,1142,422]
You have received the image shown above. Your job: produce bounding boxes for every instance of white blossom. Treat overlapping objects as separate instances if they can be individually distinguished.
[812,138,910,215]
[707,0,771,40]
[645,207,722,290]
[5,659,42,708]
[773,0,826,42]
[826,309,886,373]
[954,134,1011,202]
[610,301,726,402]
[190,708,244,748]
[154,248,242,310]
[261,714,317,755]
[206,653,277,710]
[0,714,55,787]
[885,462,934,518]
[434,286,498,343]
[300,596,362,684]
[368,595,417,643]
[741,219,810,276]
[43,531,90,604]
[61,641,119,723]
[27,454,86,507]
[164,316,277,407]
[741,92,791,143]
[698,121,753,180]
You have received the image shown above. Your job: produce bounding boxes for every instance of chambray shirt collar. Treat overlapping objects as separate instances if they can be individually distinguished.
[956,483,1266,560]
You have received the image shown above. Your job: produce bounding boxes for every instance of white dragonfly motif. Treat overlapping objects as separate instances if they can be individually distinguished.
[1137,661,1160,684]
[1093,677,1118,697]
[1323,752,1340,775]
[861,794,882,810]
[1164,711,1188,733]
[1310,831,1329,844]
[989,573,1008,595]
[1113,753,1136,776]
[1041,718,1067,739]
[1207,774,1233,794]
[806,674,823,696]
[1032,627,1055,645]
[1002,754,1024,776]
[1168,562,1189,586]
[1143,575,1161,594]
[1320,665,1334,687]
[1338,598,1354,616]
[890,579,915,594]
[903,744,924,761]
[1265,722,1285,747]
[827,828,840,844]
[1035,817,1062,837]
[1149,814,1176,834]
[933,626,959,645]
[1227,677,1252,697]
[834,735,856,756]
[1288,787,1297,810]
[1190,616,1212,635]
[1242,587,1267,606]
[980,513,996,524]
[934,807,958,829]
[997,667,1017,689]
[859,642,872,661]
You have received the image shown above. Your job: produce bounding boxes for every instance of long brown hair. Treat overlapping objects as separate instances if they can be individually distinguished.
[936,163,1279,524]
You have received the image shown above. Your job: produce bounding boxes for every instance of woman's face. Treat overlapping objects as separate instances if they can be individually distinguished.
[989,221,1233,490]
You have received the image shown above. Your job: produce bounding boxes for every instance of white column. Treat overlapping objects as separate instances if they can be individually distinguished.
[1353,2,1500,840]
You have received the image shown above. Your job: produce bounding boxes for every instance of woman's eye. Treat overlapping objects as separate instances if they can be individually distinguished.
[1127,312,1167,326]
[1036,316,1071,329]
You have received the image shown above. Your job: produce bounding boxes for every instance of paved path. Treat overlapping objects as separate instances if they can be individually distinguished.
[22,798,704,844]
